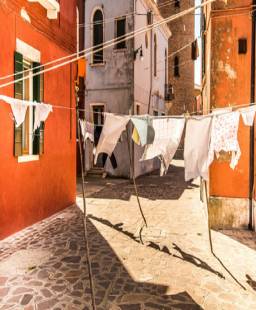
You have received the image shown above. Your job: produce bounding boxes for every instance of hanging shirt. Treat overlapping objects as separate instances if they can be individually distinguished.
[79,119,94,143]
[0,95,28,127]
[131,116,155,147]
[184,116,212,181]
[141,117,185,176]
[33,103,53,131]
[240,106,256,126]
[94,113,130,164]
[208,111,241,170]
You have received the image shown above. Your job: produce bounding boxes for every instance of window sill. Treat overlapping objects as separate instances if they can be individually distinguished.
[18,155,39,163]
[90,62,106,67]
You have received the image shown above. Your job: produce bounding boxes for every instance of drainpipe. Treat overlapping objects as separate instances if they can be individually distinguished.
[249,0,256,230]
[148,10,153,114]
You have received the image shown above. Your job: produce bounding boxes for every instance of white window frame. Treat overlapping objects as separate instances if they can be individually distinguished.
[16,39,41,163]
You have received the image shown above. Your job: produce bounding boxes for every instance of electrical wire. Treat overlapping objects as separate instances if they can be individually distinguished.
[0,0,216,90]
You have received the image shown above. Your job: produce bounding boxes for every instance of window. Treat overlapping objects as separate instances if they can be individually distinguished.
[174,56,180,77]
[14,50,44,158]
[153,110,158,116]
[174,0,180,8]
[92,9,104,64]
[136,104,140,115]
[154,34,157,77]
[115,17,126,49]
[238,38,247,54]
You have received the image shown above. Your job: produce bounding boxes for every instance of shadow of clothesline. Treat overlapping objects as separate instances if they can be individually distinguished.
[246,275,256,291]
[88,214,225,280]
[87,164,199,201]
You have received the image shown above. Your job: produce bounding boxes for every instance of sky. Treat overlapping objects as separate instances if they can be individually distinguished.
[194,0,202,86]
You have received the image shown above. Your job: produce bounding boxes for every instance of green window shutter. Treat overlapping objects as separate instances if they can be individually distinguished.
[32,62,45,155]
[14,51,23,157]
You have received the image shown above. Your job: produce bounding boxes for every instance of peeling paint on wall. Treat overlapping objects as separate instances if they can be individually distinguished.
[217,61,237,79]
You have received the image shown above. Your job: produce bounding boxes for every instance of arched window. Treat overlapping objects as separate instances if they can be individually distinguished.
[92,9,104,64]
[174,56,180,77]
[154,34,157,77]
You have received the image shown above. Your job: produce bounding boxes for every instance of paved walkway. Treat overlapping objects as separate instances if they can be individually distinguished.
[1,161,256,309]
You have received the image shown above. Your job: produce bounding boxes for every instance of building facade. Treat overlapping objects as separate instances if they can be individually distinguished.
[84,0,171,177]
[0,0,78,239]
[157,0,196,157]
[158,0,195,114]
[201,0,256,230]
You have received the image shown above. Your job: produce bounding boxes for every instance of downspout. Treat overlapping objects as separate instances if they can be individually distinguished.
[130,0,136,180]
[148,10,153,114]
[249,0,256,230]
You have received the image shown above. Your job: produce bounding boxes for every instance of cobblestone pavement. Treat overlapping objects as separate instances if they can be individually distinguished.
[1,161,256,309]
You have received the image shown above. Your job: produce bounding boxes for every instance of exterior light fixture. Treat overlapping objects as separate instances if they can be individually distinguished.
[134,45,144,61]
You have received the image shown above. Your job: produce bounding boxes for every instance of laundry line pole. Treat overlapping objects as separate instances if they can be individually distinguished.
[75,86,96,310]
[126,129,148,230]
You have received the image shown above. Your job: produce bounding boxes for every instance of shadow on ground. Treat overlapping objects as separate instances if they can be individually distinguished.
[88,214,225,281]
[84,214,203,309]
[86,165,199,201]
[0,206,204,310]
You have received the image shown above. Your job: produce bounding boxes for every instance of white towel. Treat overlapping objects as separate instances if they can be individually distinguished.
[141,117,185,176]
[184,116,212,181]
[94,113,130,164]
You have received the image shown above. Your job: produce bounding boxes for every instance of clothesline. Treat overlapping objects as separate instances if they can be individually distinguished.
[1,94,256,119]
[81,106,255,185]
[78,102,256,118]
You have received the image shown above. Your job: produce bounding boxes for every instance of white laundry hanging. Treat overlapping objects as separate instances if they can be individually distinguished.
[79,119,94,143]
[184,116,212,181]
[141,117,185,176]
[94,113,130,164]
[33,103,53,131]
[239,106,256,126]
[0,95,28,127]
[208,111,241,170]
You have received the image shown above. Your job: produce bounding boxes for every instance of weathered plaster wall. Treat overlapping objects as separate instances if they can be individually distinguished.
[84,0,170,178]
[0,2,76,239]
[133,0,170,177]
[208,197,249,229]
[209,4,251,199]
[202,0,254,229]
[84,0,134,177]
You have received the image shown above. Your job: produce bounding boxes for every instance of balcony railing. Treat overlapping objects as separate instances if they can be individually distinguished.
[165,84,174,101]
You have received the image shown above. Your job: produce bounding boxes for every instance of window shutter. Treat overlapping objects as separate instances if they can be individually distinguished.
[14,51,23,157]
[32,63,44,155]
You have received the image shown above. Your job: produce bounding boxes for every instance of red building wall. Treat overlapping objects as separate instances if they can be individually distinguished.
[209,3,252,199]
[0,1,77,239]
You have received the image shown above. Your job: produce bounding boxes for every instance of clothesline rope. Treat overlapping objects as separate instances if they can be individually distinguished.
[0,0,182,82]
[1,95,256,119]
[0,0,216,89]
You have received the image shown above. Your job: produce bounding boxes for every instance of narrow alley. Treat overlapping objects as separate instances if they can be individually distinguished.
[1,161,256,309]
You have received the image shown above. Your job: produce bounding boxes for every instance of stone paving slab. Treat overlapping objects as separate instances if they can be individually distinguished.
[1,161,256,309]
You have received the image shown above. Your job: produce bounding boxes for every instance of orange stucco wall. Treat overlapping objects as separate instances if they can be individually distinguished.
[0,4,77,239]
[209,4,252,199]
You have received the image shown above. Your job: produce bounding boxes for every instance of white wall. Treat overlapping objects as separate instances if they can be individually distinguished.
[134,0,169,115]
